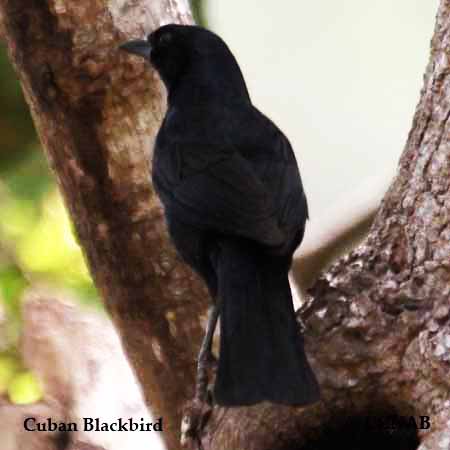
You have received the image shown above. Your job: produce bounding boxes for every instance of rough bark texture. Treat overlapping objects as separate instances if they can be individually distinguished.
[1,0,450,449]
[0,2,202,450]
[198,2,450,449]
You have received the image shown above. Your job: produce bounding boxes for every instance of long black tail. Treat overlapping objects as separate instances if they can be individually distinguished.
[213,240,320,406]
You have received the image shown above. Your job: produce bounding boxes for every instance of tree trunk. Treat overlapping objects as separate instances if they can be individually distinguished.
[0,2,203,450]
[2,0,450,449]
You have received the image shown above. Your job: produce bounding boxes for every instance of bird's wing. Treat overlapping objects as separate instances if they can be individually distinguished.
[155,146,284,247]
[235,109,309,244]
[258,130,308,231]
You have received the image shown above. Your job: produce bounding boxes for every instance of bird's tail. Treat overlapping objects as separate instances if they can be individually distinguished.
[213,240,320,406]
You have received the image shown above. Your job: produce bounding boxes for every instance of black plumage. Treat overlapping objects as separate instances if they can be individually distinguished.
[120,24,320,406]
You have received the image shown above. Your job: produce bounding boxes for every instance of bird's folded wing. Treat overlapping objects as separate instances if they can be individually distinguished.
[170,152,284,246]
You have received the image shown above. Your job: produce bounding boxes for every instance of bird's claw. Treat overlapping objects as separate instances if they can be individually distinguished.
[182,350,217,449]
[181,398,212,450]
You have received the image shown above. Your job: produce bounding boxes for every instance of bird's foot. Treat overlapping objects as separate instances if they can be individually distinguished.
[181,304,220,448]
[180,397,212,450]
[181,351,217,449]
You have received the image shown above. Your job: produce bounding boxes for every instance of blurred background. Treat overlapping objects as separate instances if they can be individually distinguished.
[0,0,440,446]
[206,0,439,214]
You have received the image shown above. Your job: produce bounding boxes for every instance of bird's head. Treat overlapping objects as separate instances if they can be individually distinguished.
[119,24,249,105]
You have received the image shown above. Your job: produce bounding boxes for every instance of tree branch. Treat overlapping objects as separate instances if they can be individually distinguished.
[292,168,394,302]
[2,0,450,449]
[0,1,202,449]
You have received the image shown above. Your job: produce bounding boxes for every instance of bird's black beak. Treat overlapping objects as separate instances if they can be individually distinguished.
[119,39,152,60]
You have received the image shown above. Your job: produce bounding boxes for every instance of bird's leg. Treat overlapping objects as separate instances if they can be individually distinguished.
[181,304,220,449]
[195,302,220,403]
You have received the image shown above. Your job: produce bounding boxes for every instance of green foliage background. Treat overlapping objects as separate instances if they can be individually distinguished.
[0,46,98,404]
[0,0,206,406]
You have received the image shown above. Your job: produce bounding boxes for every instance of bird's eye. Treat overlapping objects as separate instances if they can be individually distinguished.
[158,33,172,47]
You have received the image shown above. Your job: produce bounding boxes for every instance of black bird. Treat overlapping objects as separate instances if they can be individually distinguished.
[120,24,320,407]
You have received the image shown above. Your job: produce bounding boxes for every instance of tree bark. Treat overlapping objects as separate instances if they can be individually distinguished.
[2,0,450,449]
[0,2,202,449]
[291,168,393,302]
[198,2,450,449]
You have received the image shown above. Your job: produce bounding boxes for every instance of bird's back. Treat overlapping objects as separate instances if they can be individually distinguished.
[153,102,307,256]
